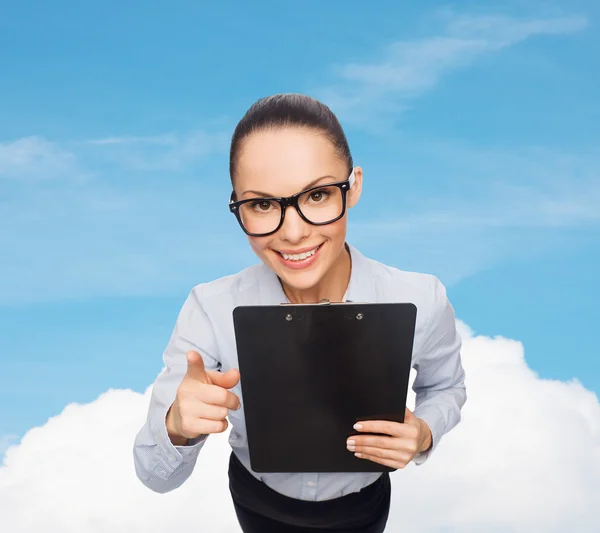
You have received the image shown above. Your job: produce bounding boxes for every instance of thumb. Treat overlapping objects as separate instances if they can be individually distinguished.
[208,367,241,390]
[185,350,210,383]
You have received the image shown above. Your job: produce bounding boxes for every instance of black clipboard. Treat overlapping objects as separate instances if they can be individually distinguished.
[232,301,417,473]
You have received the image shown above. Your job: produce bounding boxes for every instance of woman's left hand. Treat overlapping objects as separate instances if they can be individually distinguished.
[346,408,432,469]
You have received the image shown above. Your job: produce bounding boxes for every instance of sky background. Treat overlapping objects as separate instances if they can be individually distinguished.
[0,1,599,531]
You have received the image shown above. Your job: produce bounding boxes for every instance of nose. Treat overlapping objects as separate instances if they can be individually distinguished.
[278,206,310,243]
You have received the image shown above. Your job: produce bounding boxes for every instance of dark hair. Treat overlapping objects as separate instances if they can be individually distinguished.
[229,93,353,183]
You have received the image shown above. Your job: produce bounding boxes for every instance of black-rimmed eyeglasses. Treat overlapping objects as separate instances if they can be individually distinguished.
[229,169,355,237]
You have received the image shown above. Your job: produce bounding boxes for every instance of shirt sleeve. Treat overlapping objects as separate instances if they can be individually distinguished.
[132,285,221,493]
[411,276,467,465]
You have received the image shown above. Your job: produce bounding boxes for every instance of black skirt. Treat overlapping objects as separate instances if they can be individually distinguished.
[228,451,391,532]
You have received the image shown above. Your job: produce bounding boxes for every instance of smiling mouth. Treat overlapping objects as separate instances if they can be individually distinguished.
[275,243,323,262]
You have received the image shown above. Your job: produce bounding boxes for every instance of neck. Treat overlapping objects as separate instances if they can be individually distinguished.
[281,243,352,304]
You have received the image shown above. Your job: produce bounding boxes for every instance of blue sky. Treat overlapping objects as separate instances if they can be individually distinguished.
[1,0,599,456]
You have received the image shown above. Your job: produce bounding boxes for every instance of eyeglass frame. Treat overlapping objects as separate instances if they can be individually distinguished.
[228,169,356,237]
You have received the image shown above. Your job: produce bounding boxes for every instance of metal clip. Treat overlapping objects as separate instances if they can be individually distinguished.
[280,298,332,306]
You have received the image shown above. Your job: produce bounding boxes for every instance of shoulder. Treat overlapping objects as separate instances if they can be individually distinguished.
[186,262,266,310]
[364,255,445,309]
[360,254,457,357]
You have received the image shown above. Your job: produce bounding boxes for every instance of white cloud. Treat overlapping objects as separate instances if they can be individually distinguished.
[1,323,599,532]
[87,135,178,146]
[0,130,228,181]
[0,435,18,456]
[85,130,229,172]
[445,13,588,42]
[0,136,80,180]
[319,13,588,123]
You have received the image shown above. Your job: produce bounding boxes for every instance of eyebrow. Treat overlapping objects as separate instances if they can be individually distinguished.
[241,175,338,198]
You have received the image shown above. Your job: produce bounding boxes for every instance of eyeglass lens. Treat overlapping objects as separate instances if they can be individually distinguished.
[238,185,344,235]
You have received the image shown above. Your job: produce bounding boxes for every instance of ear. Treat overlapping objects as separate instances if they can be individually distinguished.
[347,166,363,208]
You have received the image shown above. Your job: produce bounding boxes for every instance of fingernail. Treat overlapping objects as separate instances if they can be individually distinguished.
[347,439,355,446]
[354,423,363,430]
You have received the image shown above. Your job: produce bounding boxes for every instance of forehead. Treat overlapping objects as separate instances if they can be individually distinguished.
[235,128,345,195]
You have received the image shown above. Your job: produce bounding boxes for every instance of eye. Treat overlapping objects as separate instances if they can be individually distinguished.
[308,188,331,202]
[250,199,276,212]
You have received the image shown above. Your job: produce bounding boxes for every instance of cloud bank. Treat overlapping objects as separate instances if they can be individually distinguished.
[1,321,598,532]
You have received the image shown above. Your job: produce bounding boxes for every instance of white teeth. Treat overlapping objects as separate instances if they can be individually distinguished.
[282,246,319,261]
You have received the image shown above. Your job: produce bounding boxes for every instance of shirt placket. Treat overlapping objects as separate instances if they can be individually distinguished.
[300,472,319,500]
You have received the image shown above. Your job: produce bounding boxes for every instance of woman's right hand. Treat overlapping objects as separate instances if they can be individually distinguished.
[166,350,241,444]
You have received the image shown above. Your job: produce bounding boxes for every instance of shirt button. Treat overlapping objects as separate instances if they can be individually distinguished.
[307,481,316,487]
[158,469,167,477]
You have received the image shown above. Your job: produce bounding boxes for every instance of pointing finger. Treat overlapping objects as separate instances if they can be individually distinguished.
[185,350,210,383]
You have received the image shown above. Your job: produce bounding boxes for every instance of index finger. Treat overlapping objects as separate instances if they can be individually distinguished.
[185,350,209,383]
[353,420,404,437]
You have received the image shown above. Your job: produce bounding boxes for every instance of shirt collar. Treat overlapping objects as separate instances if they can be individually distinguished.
[343,242,374,303]
[258,242,374,305]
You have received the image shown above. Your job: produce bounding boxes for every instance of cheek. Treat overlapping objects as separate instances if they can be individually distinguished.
[248,236,271,255]
[322,216,347,242]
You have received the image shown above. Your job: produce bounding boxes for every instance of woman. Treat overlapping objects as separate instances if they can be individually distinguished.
[133,94,467,532]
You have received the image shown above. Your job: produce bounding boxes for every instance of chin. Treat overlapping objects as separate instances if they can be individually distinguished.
[277,271,322,293]
[271,259,323,285]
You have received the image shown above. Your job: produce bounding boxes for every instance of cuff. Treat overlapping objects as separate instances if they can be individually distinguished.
[412,405,445,466]
[151,405,207,472]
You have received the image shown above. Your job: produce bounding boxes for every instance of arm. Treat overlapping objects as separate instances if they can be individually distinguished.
[133,286,219,493]
[411,276,467,465]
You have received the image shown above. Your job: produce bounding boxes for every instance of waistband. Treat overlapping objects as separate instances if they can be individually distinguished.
[228,451,391,529]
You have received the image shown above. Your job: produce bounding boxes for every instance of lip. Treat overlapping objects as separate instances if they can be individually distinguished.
[276,244,323,255]
[274,243,324,270]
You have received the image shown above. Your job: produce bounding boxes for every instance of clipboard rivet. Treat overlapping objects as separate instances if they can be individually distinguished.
[286,314,293,321]
[356,313,363,320]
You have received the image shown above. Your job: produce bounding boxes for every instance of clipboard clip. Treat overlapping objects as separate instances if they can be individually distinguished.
[279,299,368,306]
[280,298,332,306]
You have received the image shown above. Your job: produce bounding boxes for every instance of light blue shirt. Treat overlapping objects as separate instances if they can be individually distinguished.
[133,243,467,501]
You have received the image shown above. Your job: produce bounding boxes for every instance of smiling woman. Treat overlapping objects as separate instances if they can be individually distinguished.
[133,93,467,533]
[227,95,361,304]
